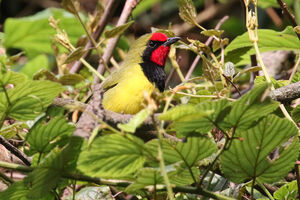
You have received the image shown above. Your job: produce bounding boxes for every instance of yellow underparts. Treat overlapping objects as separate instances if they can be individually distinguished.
[102,64,155,114]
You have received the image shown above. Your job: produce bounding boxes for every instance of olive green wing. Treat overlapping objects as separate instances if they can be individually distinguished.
[101,34,151,90]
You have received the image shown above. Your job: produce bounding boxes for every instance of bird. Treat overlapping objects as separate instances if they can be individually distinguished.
[101,32,180,114]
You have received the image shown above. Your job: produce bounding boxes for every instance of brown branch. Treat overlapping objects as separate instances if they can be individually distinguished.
[0,136,31,166]
[185,15,229,80]
[93,0,142,84]
[269,81,300,103]
[69,0,119,73]
[276,0,300,40]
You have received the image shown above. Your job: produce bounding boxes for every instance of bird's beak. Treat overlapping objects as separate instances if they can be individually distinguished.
[163,37,181,46]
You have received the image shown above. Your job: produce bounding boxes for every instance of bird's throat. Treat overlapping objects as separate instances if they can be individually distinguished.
[140,62,166,92]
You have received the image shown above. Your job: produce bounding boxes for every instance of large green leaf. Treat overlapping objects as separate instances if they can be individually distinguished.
[3,8,85,57]
[25,136,83,199]
[0,70,27,90]
[274,180,298,200]
[0,181,54,200]
[221,115,299,183]
[26,116,75,155]
[125,163,200,194]
[77,134,146,178]
[162,99,231,135]
[145,136,217,166]
[224,27,300,66]
[0,79,64,121]
[225,83,279,130]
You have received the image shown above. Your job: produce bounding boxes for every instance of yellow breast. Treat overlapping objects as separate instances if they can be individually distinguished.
[102,64,155,114]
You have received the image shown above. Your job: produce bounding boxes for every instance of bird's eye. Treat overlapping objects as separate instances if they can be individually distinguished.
[149,41,156,48]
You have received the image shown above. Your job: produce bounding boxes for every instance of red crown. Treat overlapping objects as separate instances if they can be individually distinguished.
[150,32,168,42]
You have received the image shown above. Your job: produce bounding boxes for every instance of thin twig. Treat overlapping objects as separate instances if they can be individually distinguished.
[184,15,229,80]
[94,0,142,84]
[0,136,31,166]
[276,0,300,40]
[70,0,118,73]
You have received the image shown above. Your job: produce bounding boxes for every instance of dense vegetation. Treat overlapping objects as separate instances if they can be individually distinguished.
[0,0,299,199]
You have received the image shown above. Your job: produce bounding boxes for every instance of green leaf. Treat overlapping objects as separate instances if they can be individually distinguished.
[159,104,212,121]
[126,164,200,193]
[292,104,300,122]
[104,21,134,39]
[125,168,163,193]
[26,116,75,155]
[145,136,217,166]
[117,108,150,133]
[0,70,27,89]
[0,80,64,121]
[25,136,83,199]
[274,180,298,200]
[77,134,146,178]
[221,115,299,183]
[0,181,54,200]
[254,76,288,88]
[224,27,300,66]
[63,47,87,64]
[21,54,49,78]
[161,99,230,135]
[58,74,85,85]
[0,122,28,139]
[74,186,113,200]
[177,0,197,26]
[3,8,85,57]
[225,83,279,130]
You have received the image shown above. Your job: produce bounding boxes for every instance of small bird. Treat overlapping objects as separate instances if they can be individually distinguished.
[101,32,180,114]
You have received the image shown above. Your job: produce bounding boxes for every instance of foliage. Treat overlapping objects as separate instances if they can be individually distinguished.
[0,0,299,199]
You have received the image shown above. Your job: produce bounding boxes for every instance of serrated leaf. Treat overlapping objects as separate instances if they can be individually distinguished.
[25,136,83,199]
[21,54,49,78]
[0,181,54,200]
[221,115,299,183]
[177,0,197,26]
[64,47,87,64]
[0,122,28,139]
[125,168,163,193]
[0,80,64,121]
[159,104,211,121]
[165,99,231,135]
[58,74,85,85]
[274,180,298,200]
[145,136,217,166]
[224,27,300,66]
[77,134,146,178]
[104,21,134,39]
[3,8,86,57]
[225,83,279,130]
[254,76,288,89]
[117,108,150,133]
[26,116,75,155]
[292,104,300,122]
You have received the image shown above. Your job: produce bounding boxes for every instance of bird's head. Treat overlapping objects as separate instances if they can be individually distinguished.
[142,32,180,67]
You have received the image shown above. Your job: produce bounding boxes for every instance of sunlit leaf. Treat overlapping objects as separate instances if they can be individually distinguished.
[26,116,75,155]
[21,54,49,78]
[118,108,150,133]
[78,134,146,178]
[274,180,298,200]
[64,47,87,64]
[224,27,300,66]
[177,0,197,26]
[104,21,134,39]
[221,115,299,183]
